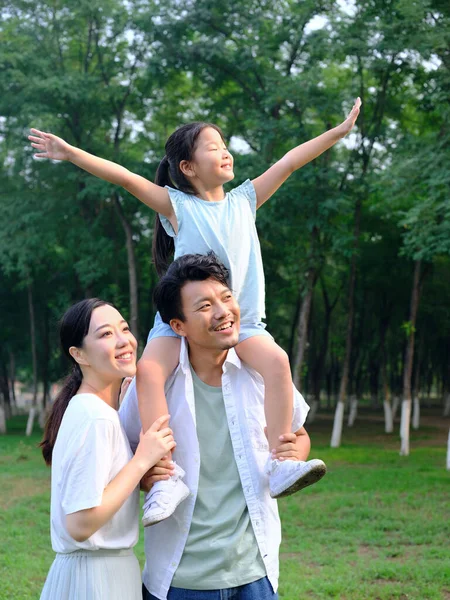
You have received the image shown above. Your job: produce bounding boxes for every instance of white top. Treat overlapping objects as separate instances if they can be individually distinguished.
[159,179,266,324]
[49,393,139,554]
[119,340,310,600]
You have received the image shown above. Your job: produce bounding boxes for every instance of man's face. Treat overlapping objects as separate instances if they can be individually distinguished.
[170,278,240,351]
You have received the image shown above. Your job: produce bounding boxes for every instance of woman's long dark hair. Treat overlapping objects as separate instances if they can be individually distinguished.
[40,298,111,465]
[152,122,225,277]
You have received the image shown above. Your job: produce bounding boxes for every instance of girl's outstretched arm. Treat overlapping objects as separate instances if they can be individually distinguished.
[28,129,174,220]
[252,97,361,209]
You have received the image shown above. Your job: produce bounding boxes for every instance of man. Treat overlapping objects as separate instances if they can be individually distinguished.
[119,253,324,600]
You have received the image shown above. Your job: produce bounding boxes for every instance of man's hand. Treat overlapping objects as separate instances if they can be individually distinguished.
[271,432,302,462]
[140,458,175,492]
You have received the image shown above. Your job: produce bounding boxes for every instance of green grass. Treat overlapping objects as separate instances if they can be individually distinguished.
[1,413,449,600]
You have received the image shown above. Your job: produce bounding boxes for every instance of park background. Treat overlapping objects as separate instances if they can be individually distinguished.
[0,0,449,598]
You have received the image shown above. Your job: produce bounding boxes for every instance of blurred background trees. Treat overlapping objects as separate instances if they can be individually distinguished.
[0,0,449,451]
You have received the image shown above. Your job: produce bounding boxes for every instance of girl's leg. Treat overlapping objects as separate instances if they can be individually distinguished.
[236,336,291,452]
[136,337,181,434]
[236,334,327,498]
[137,337,189,526]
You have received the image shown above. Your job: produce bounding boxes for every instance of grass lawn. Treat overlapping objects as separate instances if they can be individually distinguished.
[0,411,449,600]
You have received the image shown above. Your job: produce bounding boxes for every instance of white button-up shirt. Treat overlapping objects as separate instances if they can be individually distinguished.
[119,339,309,600]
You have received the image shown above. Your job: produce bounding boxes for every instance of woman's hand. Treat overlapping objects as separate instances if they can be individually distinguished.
[140,458,175,492]
[337,97,362,138]
[28,128,73,161]
[133,415,176,473]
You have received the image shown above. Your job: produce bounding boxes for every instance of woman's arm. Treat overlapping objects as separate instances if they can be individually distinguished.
[28,129,175,220]
[66,415,175,542]
[252,98,361,209]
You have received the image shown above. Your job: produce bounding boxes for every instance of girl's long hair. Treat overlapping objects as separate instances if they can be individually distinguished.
[152,122,225,277]
[40,298,111,465]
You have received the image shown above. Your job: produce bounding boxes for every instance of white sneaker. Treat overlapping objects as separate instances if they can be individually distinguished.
[266,458,327,498]
[142,462,190,527]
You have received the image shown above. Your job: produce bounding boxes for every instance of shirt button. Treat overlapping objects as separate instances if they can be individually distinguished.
[171,562,177,567]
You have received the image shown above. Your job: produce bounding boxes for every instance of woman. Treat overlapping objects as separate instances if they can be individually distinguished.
[39,298,175,600]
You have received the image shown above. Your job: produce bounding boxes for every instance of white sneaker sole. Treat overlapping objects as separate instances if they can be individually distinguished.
[270,459,327,499]
[142,482,190,527]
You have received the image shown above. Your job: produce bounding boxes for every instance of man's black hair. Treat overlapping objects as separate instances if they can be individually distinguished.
[154,252,230,323]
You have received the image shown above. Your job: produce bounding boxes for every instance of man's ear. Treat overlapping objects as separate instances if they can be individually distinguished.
[179,160,195,178]
[68,346,89,366]
[170,319,187,338]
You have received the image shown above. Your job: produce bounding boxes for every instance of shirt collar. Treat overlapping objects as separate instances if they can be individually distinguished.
[179,338,242,373]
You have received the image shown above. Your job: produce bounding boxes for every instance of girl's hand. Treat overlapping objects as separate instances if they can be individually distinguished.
[140,458,175,492]
[337,97,361,138]
[28,128,72,161]
[134,415,176,473]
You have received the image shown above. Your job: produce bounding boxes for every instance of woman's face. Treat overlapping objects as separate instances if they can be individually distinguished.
[72,305,137,381]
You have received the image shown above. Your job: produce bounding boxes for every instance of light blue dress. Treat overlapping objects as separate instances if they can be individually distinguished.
[149,179,271,343]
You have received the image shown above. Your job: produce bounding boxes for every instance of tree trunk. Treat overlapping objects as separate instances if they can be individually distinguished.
[0,405,6,434]
[411,336,422,430]
[392,395,400,420]
[26,282,38,437]
[112,193,140,343]
[444,393,450,417]
[0,359,11,419]
[288,290,302,366]
[331,197,362,448]
[292,266,317,391]
[306,397,319,423]
[9,349,17,413]
[400,260,421,456]
[447,429,450,471]
[381,358,393,433]
[412,396,420,430]
[347,394,358,427]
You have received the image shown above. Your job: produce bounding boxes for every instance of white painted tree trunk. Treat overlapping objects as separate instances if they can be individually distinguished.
[26,407,36,437]
[383,401,393,433]
[444,394,450,417]
[0,406,6,434]
[392,395,400,420]
[412,396,420,430]
[399,399,411,456]
[447,429,450,471]
[331,402,345,448]
[348,395,358,427]
[38,408,46,429]
[307,399,319,424]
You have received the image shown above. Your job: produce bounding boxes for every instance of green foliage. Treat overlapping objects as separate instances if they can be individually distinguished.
[1,0,450,402]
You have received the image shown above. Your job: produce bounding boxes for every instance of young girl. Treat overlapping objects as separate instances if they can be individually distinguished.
[39,298,175,599]
[30,97,361,526]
